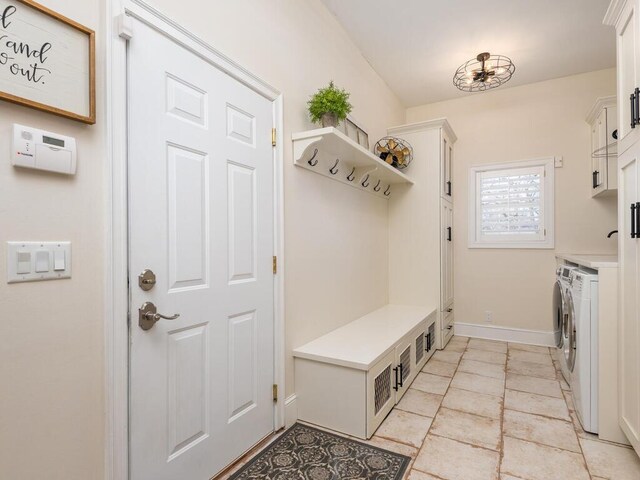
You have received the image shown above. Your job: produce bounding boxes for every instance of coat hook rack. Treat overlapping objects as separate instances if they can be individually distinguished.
[308,148,319,166]
[373,180,381,192]
[384,185,391,196]
[346,167,355,182]
[329,158,339,175]
[361,174,370,188]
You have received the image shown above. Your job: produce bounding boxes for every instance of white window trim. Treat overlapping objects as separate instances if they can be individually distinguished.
[468,157,555,249]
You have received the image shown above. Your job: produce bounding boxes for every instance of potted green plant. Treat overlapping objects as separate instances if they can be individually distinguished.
[307,81,353,128]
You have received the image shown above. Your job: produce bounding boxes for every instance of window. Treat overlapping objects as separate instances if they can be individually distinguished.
[468,158,554,248]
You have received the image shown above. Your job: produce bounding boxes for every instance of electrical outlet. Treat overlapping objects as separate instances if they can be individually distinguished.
[485,311,493,323]
[554,156,563,168]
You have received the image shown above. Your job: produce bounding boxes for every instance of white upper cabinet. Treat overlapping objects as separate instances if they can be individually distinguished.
[586,96,618,197]
[605,0,640,155]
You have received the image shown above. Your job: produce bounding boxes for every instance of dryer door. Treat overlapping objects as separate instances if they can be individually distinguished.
[552,280,566,348]
[564,292,577,372]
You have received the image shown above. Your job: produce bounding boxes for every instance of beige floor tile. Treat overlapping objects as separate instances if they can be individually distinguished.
[449,336,469,346]
[443,341,467,353]
[414,434,500,480]
[507,359,557,379]
[508,343,552,354]
[508,349,553,366]
[500,476,525,480]
[429,407,501,450]
[463,349,507,365]
[422,359,457,378]
[407,469,440,480]
[367,435,419,458]
[432,350,463,365]
[580,437,640,479]
[411,372,451,395]
[501,436,590,480]
[504,389,570,420]
[442,387,503,420]
[468,338,508,353]
[375,409,433,448]
[506,373,563,398]
[451,371,505,397]
[503,409,581,453]
[458,358,506,380]
[396,389,443,418]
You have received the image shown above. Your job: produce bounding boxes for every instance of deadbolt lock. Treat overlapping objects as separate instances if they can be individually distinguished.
[138,269,156,291]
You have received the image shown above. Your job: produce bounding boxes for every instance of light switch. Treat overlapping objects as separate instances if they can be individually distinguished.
[7,241,71,283]
[35,250,50,273]
[53,249,65,271]
[16,251,31,274]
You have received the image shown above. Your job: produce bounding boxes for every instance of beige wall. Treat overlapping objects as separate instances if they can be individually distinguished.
[0,0,106,479]
[1,1,403,477]
[406,68,618,333]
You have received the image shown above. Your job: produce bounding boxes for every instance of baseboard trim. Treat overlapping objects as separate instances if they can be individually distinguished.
[284,394,298,428]
[454,322,556,347]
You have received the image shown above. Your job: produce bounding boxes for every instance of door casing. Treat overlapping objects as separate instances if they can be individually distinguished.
[104,1,285,478]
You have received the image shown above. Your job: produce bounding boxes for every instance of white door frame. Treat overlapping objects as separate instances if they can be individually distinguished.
[104,1,285,478]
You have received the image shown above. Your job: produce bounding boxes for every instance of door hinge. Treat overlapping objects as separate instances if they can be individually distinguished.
[271,128,277,147]
[273,384,278,402]
[273,255,277,274]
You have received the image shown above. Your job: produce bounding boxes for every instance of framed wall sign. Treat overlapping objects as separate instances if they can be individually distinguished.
[0,0,95,124]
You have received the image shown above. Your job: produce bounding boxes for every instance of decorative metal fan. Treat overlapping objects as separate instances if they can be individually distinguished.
[374,136,413,170]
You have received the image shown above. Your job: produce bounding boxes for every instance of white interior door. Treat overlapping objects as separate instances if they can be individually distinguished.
[128,20,275,480]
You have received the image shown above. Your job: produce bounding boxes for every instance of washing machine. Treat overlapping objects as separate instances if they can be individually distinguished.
[553,265,577,349]
[566,268,599,434]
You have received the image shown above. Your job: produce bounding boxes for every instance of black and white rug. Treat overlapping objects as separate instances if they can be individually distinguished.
[228,423,410,480]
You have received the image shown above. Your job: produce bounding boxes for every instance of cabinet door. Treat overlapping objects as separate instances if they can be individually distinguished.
[441,201,454,311]
[616,0,640,155]
[595,108,608,195]
[366,350,395,438]
[441,132,453,202]
[591,118,603,196]
[618,142,640,454]
[413,322,427,372]
[394,337,413,401]
[606,105,619,191]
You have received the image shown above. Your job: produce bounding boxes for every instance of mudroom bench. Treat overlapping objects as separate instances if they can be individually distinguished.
[293,304,437,439]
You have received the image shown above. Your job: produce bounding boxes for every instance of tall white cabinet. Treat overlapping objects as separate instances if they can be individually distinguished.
[388,119,456,349]
[605,0,640,454]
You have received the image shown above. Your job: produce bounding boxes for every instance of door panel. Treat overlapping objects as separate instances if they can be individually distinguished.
[441,201,454,310]
[617,1,640,154]
[129,20,275,480]
[619,144,640,453]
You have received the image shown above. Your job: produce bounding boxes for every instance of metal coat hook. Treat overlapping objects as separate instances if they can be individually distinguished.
[308,148,319,166]
[346,167,355,182]
[384,185,391,196]
[361,174,370,188]
[329,158,339,175]
[373,180,381,192]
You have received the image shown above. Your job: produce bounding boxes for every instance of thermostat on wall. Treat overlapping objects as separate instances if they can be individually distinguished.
[11,124,77,175]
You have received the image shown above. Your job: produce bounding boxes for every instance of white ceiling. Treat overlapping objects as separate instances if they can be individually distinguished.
[321,0,616,106]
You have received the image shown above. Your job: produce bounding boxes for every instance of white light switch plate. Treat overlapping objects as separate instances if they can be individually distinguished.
[7,242,71,283]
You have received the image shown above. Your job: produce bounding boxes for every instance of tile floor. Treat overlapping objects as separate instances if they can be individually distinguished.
[218,336,640,480]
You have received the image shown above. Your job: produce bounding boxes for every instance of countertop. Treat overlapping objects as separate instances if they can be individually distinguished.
[556,253,618,269]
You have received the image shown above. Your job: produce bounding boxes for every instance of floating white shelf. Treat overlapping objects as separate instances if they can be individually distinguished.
[292,127,414,198]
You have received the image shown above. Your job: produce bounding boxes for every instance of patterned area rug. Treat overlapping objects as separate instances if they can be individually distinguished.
[228,423,410,480]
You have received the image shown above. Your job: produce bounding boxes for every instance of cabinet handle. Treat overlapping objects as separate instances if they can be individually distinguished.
[636,202,640,239]
[592,171,597,189]
[393,366,399,391]
[446,180,452,196]
[633,87,640,125]
[631,93,636,129]
[425,333,431,351]
[631,203,637,238]
[398,363,404,388]
[447,226,452,241]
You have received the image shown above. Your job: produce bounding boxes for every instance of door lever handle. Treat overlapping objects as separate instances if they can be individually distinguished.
[139,302,180,330]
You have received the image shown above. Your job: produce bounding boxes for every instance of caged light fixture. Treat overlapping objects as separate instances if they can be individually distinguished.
[453,52,515,92]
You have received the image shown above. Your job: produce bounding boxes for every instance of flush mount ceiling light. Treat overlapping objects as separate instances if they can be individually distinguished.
[453,52,515,92]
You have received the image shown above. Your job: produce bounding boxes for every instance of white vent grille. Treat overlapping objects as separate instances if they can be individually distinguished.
[415,333,424,364]
[374,366,391,414]
[401,346,411,382]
